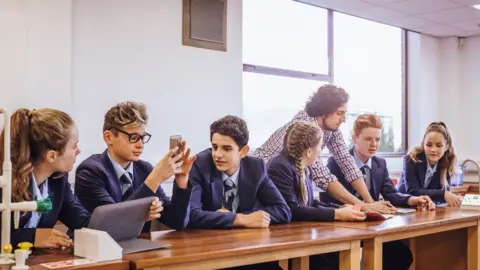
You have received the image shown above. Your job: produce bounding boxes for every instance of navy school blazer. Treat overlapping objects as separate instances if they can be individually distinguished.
[74,150,192,231]
[267,153,336,222]
[325,149,411,207]
[396,152,449,203]
[187,148,291,229]
[0,174,90,249]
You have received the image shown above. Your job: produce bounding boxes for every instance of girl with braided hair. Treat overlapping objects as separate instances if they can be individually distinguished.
[267,121,366,222]
[267,121,366,270]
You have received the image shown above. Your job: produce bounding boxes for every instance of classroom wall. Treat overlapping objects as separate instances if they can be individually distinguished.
[0,0,242,191]
[458,36,480,163]
[0,0,73,114]
[72,0,242,162]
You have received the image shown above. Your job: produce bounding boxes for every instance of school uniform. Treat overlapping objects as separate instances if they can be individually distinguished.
[267,152,343,270]
[324,149,411,206]
[1,174,90,249]
[326,149,413,270]
[75,150,192,232]
[188,148,291,270]
[397,152,449,204]
[188,148,291,229]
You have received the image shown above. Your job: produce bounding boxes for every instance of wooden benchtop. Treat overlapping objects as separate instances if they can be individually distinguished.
[5,209,480,269]
[326,207,480,235]
[0,248,128,270]
[125,222,374,269]
[451,183,479,194]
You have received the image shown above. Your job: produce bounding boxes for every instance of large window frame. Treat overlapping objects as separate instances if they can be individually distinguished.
[243,3,408,156]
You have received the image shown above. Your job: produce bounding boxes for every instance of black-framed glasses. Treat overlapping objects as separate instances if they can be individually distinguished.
[112,128,152,144]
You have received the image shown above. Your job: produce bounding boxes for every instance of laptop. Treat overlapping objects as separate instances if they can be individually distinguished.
[87,196,171,254]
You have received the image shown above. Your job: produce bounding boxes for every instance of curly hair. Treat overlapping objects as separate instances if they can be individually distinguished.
[305,84,349,117]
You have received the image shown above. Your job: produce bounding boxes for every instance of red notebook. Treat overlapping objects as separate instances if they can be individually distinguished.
[353,204,394,221]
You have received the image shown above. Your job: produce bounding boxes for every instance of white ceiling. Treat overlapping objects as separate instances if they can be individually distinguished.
[298,0,480,37]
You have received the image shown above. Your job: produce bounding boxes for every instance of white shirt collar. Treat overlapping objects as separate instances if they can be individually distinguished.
[353,149,372,169]
[222,167,240,188]
[427,162,437,175]
[107,151,134,180]
[30,173,48,200]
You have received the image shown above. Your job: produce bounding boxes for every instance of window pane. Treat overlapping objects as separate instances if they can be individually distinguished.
[243,0,329,74]
[333,12,404,153]
[243,72,326,148]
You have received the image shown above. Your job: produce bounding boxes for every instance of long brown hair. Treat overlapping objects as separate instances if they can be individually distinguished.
[409,121,456,188]
[0,108,74,202]
[283,121,323,205]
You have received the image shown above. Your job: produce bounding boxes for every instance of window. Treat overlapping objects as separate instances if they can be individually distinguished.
[333,12,405,154]
[242,0,330,148]
[243,1,406,154]
[243,0,329,75]
[244,72,327,148]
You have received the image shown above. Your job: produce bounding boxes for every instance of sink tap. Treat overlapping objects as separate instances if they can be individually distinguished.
[461,159,480,190]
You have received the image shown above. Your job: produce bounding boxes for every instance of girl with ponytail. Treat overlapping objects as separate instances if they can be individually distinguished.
[397,121,462,207]
[0,108,91,249]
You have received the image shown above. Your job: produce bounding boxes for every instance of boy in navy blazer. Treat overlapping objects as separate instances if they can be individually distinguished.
[188,116,290,270]
[75,102,196,232]
[326,114,436,270]
[325,114,435,210]
[188,115,291,229]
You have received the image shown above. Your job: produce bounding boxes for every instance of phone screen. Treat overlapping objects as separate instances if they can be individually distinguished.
[169,135,182,155]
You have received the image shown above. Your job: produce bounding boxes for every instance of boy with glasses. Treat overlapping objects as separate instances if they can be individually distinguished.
[75,101,195,231]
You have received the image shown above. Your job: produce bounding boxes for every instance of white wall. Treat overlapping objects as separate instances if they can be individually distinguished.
[72,0,242,163]
[0,0,242,195]
[0,0,73,114]
[459,36,480,162]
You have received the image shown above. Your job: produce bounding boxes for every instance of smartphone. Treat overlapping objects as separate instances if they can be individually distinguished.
[169,135,182,156]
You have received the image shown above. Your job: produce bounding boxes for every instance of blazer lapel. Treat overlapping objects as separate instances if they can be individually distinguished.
[306,168,314,206]
[38,179,58,226]
[210,168,224,210]
[370,159,381,200]
[18,212,32,229]
[237,164,254,212]
[419,161,428,188]
[132,163,146,190]
[100,150,123,202]
[18,180,36,228]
